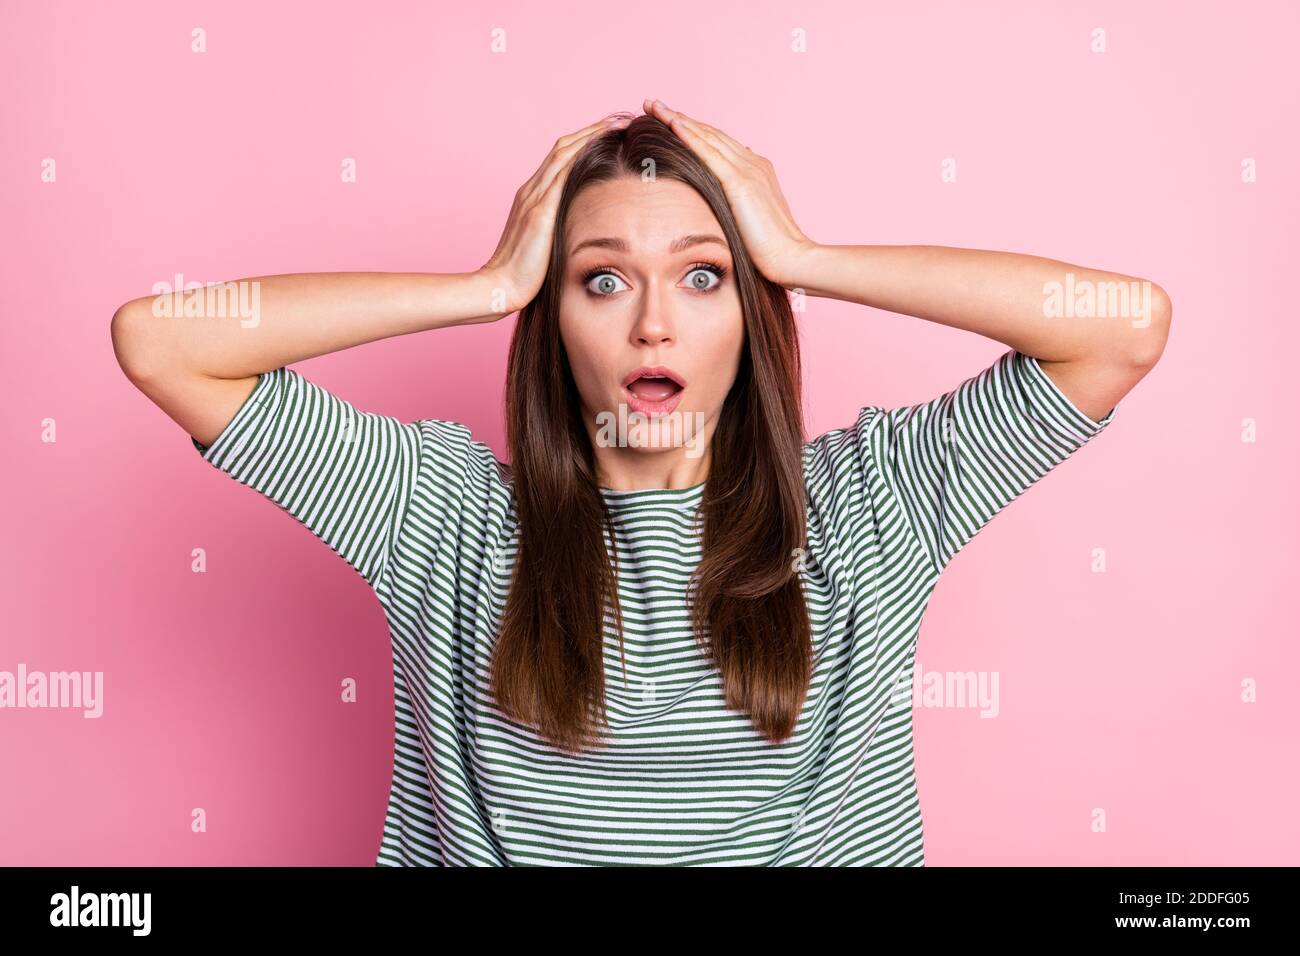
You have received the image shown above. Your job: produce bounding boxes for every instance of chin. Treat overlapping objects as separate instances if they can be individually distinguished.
[590,403,710,459]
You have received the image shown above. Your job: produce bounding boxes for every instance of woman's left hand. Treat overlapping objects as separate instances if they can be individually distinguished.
[643,98,815,290]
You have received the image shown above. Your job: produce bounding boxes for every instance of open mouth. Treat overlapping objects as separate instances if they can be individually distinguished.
[622,366,686,414]
[626,376,682,402]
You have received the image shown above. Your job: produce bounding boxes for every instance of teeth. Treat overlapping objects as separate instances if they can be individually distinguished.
[627,373,682,390]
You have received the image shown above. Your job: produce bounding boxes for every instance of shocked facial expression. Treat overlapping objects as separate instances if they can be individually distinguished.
[559,175,745,470]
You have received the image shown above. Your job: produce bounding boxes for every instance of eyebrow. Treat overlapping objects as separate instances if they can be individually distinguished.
[568,234,729,257]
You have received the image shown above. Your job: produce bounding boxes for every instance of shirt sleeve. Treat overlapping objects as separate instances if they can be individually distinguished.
[191,366,423,591]
[863,348,1116,574]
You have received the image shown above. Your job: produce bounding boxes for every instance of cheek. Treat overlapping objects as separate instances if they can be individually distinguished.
[559,310,615,402]
[697,313,745,396]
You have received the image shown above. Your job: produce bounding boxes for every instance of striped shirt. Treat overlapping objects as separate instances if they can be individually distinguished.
[192,348,1115,865]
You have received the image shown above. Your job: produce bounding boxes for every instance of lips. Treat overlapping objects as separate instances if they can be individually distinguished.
[622,365,686,416]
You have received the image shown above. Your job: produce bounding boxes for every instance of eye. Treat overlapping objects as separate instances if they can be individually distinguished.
[583,269,629,297]
[579,261,729,298]
[683,261,727,293]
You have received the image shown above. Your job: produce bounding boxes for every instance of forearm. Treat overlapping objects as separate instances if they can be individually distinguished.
[111,270,510,382]
[788,244,1171,366]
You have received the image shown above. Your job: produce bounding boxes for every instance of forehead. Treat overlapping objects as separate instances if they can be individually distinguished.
[565,176,724,256]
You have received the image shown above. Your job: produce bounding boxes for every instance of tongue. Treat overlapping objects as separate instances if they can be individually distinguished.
[628,377,680,401]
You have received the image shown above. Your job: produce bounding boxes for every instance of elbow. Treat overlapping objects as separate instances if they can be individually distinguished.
[111,297,160,384]
[1126,281,1173,371]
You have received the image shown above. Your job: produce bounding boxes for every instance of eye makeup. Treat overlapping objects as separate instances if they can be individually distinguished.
[579,260,730,298]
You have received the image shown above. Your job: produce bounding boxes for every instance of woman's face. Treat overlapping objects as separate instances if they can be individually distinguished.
[559,175,744,484]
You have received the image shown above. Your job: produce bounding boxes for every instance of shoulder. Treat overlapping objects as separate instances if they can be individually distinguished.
[802,404,890,538]
[804,404,888,484]
[410,417,514,512]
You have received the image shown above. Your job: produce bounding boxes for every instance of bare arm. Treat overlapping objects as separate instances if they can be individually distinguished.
[635,101,1173,424]
[110,270,509,447]
[110,114,632,449]
[783,244,1173,423]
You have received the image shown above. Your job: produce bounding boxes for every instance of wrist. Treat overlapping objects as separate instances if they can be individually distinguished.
[470,267,524,321]
[775,238,824,293]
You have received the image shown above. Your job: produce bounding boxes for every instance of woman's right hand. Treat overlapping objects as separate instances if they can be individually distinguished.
[478,113,633,316]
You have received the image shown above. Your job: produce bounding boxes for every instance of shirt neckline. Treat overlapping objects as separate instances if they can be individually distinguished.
[598,482,706,512]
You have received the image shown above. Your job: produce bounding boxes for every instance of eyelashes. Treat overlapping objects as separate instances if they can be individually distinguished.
[580,260,729,298]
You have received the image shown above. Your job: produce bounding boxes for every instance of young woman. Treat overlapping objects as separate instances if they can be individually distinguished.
[111,100,1172,866]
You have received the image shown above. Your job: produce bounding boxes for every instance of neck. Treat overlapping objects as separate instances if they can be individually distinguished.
[594,445,711,491]
[585,401,719,491]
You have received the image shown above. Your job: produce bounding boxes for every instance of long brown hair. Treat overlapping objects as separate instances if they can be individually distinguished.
[493,115,810,754]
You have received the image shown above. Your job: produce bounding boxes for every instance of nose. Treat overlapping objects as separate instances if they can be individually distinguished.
[630,284,676,347]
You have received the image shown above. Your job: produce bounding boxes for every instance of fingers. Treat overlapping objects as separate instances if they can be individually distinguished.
[644,100,738,175]
[521,114,630,205]
[643,99,760,175]
[559,114,633,150]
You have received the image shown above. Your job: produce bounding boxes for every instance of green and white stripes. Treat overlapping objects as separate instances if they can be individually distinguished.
[194,348,1114,866]
[192,369,419,588]
[874,350,1115,573]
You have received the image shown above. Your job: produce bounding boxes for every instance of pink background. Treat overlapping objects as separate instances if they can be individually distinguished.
[3,0,1296,865]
